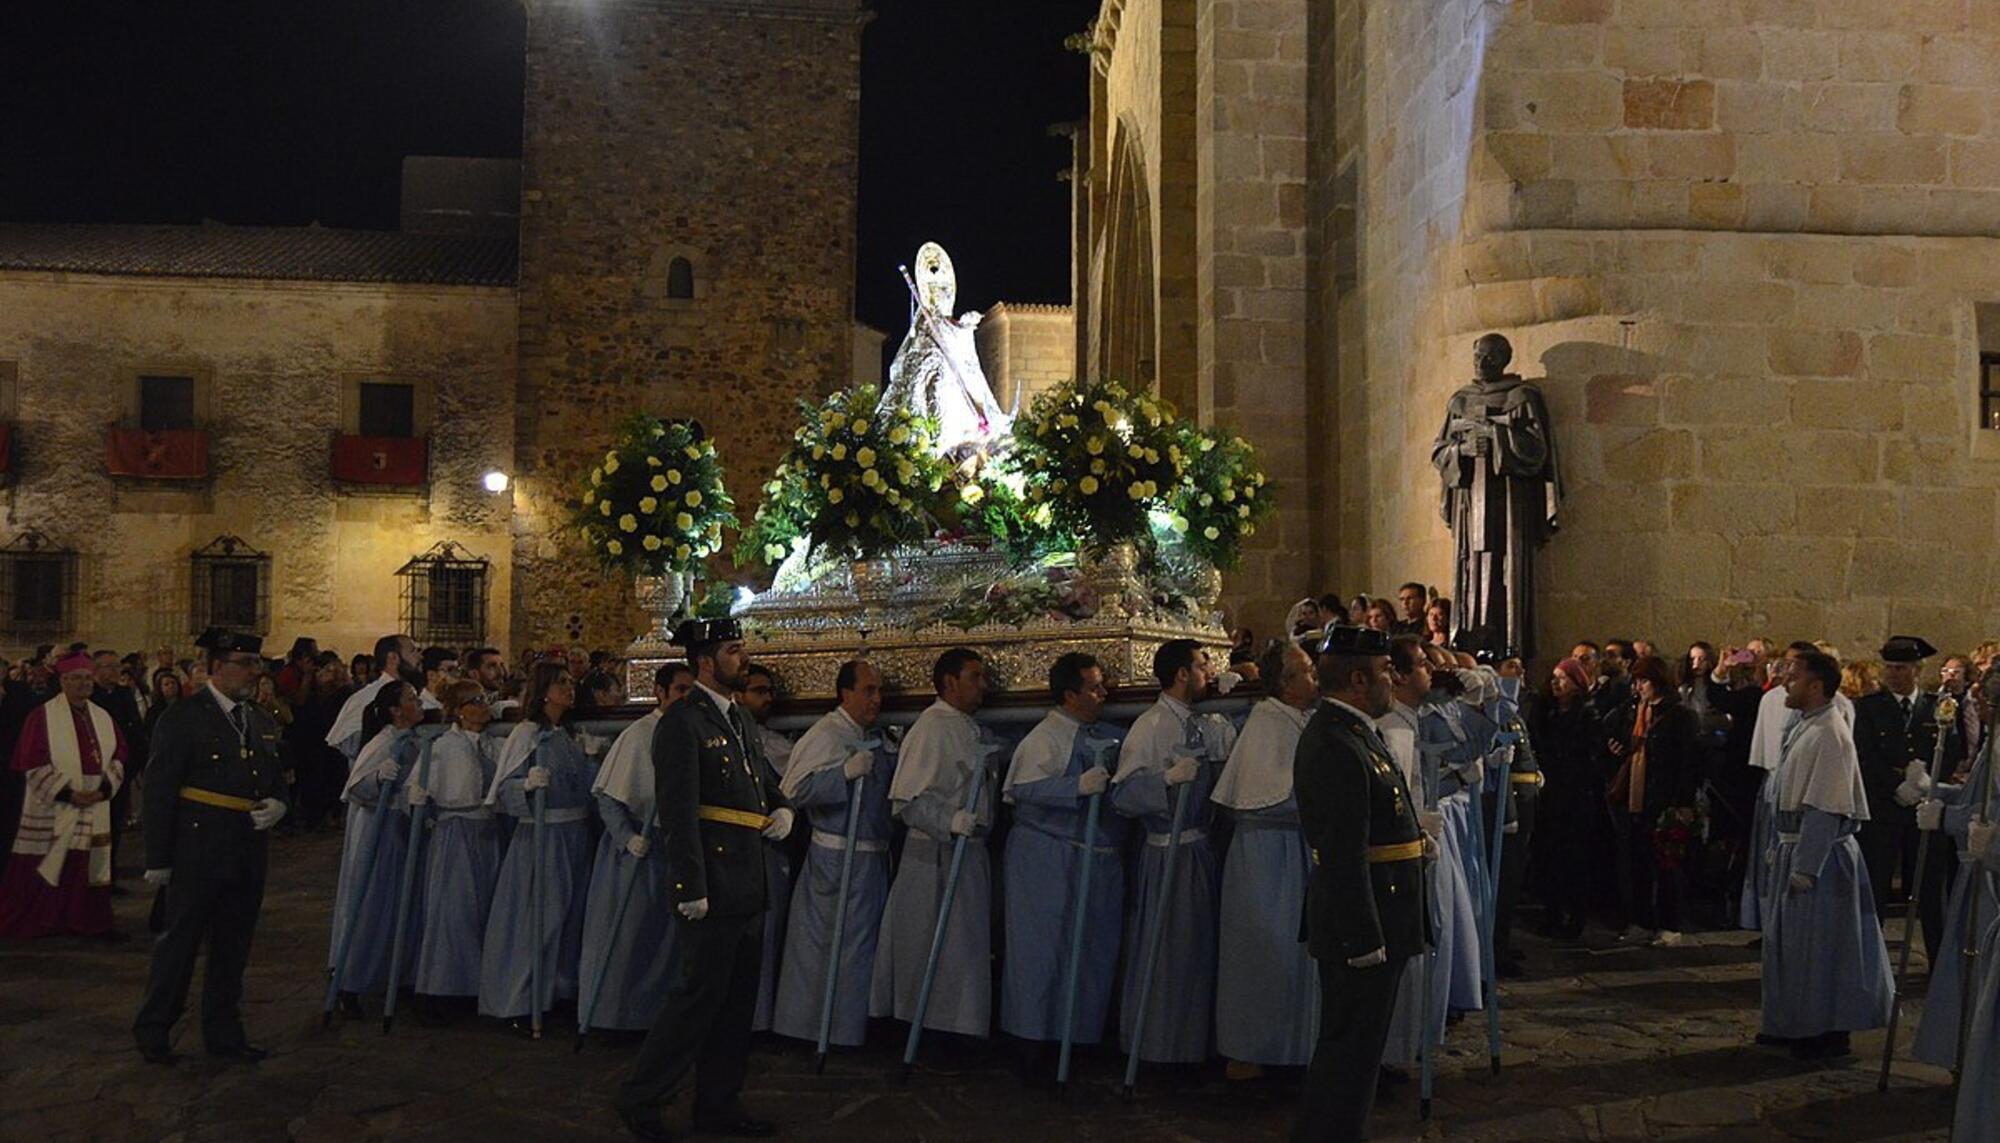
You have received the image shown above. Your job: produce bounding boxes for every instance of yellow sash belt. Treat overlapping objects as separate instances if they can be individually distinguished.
[180,787,256,812]
[697,805,771,831]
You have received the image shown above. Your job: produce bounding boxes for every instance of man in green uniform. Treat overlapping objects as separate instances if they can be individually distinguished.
[616,618,794,1141]
[1293,625,1427,1143]
[133,628,287,1064]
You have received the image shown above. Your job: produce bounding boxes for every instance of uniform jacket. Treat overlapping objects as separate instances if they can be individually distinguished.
[653,689,791,919]
[141,687,285,879]
[1294,699,1426,963]
[1854,689,1937,825]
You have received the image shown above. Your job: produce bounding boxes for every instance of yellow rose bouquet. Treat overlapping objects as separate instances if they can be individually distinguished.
[574,415,737,576]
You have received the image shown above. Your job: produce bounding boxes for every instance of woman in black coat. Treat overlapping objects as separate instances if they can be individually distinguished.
[1603,655,1700,944]
[1530,656,1606,939]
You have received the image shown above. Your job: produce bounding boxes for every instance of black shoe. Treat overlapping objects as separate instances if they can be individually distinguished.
[1755,1033,1794,1048]
[693,1111,775,1137]
[1791,1032,1851,1062]
[616,1105,675,1142]
[338,992,363,1019]
[206,1043,270,1064]
[137,1044,179,1066]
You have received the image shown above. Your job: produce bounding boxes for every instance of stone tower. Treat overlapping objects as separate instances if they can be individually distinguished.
[512,0,865,651]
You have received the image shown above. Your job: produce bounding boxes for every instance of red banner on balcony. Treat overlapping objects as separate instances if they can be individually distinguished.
[106,428,209,479]
[332,435,428,486]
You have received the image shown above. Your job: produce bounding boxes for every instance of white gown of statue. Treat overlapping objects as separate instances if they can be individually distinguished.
[881,242,1012,457]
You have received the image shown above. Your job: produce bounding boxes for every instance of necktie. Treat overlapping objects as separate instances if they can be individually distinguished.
[228,703,248,758]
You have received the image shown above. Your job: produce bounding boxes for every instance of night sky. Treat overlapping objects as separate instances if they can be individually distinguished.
[0,0,1096,337]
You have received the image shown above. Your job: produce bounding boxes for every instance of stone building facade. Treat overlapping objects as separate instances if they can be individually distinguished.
[1076,0,1315,633]
[0,230,517,657]
[973,302,1076,415]
[0,0,866,659]
[1080,0,2000,658]
[510,0,865,651]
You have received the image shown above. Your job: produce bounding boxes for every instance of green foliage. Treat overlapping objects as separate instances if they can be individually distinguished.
[737,385,954,565]
[1165,424,1272,571]
[1009,378,1184,555]
[572,415,736,577]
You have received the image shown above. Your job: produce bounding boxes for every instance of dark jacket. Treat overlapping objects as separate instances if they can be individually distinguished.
[1603,697,1699,819]
[654,689,791,919]
[1294,700,1426,963]
[1854,689,1937,826]
[141,687,285,879]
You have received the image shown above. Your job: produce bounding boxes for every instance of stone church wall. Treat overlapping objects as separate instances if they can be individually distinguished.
[974,302,1075,416]
[0,272,517,657]
[511,0,864,652]
[1313,0,2000,659]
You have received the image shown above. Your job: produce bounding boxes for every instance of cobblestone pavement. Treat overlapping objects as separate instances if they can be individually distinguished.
[0,831,1958,1142]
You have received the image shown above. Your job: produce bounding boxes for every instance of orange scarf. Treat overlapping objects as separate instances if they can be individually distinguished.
[1627,700,1652,815]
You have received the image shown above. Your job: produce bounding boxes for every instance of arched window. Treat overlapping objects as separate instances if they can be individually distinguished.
[666,256,695,300]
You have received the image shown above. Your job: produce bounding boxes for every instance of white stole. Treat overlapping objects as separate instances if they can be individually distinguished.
[40,696,119,887]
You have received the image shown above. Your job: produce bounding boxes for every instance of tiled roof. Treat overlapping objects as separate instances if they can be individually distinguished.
[0,223,517,287]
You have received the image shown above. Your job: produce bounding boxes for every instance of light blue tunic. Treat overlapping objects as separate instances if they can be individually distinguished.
[1384,792,1484,1065]
[1914,742,1998,1068]
[1952,837,2000,1139]
[1002,718,1128,1045]
[1741,775,1778,932]
[1421,700,1492,1011]
[412,730,500,998]
[1214,801,1315,1065]
[478,728,596,1020]
[1113,702,1223,1064]
[1759,806,1894,1038]
[772,723,895,1047]
[335,729,424,996]
[577,794,674,1031]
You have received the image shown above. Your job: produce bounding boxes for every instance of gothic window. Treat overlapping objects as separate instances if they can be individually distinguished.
[667,257,695,299]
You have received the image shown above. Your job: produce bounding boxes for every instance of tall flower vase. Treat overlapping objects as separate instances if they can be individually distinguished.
[849,556,898,630]
[1083,541,1142,621]
[1195,564,1224,621]
[624,570,688,693]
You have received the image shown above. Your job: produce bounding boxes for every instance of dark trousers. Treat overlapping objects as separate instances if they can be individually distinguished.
[1612,810,1683,932]
[1858,808,1915,909]
[1486,784,1537,961]
[1919,842,1959,963]
[1295,955,1406,1143]
[133,869,265,1051]
[617,910,764,1119]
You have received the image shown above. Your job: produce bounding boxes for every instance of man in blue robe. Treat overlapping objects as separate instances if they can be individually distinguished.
[1758,650,1893,1061]
[1000,651,1128,1084]
[1112,638,1236,1067]
[772,659,894,1049]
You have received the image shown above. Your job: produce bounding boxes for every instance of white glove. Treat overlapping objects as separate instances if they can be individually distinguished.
[1215,670,1242,696]
[1418,810,1445,839]
[405,783,430,807]
[1968,817,1997,863]
[1346,946,1388,968]
[1787,872,1815,896]
[1895,779,1928,808]
[1422,835,1440,863]
[625,834,650,859]
[143,867,172,886]
[843,750,873,781]
[1916,798,1945,832]
[762,807,794,841]
[1904,759,1933,788]
[1078,766,1110,797]
[677,897,709,920]
[950,809,976,837]
[249,798,287,831]
[523,765,551,792]
[1165,756,1201,786]
[376,757,403,783]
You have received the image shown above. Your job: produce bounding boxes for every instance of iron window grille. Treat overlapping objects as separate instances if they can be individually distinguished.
[0,530,77,640]
[190,534,271,636]
[397,541,489,646]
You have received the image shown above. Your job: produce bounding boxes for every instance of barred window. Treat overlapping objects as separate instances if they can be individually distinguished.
[358,381,416,439]
[1982,353,2000,432]
[0,531,76,639]
[190,535,271,635]
[398,541,489,645]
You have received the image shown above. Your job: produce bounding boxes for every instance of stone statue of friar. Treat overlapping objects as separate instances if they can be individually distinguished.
[1429,333,1562,659]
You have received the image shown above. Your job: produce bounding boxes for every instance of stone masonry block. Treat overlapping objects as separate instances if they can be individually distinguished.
[1533,0,1613,23]
[1899,84,1990,137]
[1839,33,1923,82]
[1866,333,1960,382]
[1623,78,1716,130]
[1839,134,1948,185]
[1603,27,1687,77]
[1661,376,1793,426]
[1848,539,1962,599]
[1600,427,1696,481]
[1789,379,1907,431]
[1799,83,1900,134]
[1768,329,1864,377]
[1646,133,1737,180]
[1668,482,1797,535]
[1584,374,1660,425]
[1731,534,1856,598]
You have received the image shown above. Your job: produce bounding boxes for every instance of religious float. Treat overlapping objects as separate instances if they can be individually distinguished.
[584,243,1270,706]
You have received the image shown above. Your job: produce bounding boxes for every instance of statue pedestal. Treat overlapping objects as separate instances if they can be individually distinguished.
[734,540,1228,698]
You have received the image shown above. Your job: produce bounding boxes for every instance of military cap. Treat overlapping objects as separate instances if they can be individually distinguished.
[1880,635,1938,663]
[673,616,744,651]
[195,626,262,655]
[1316,624,1390,657]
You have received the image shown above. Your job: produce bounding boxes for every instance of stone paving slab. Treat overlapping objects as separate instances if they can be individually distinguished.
[0,830,1957,1142]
